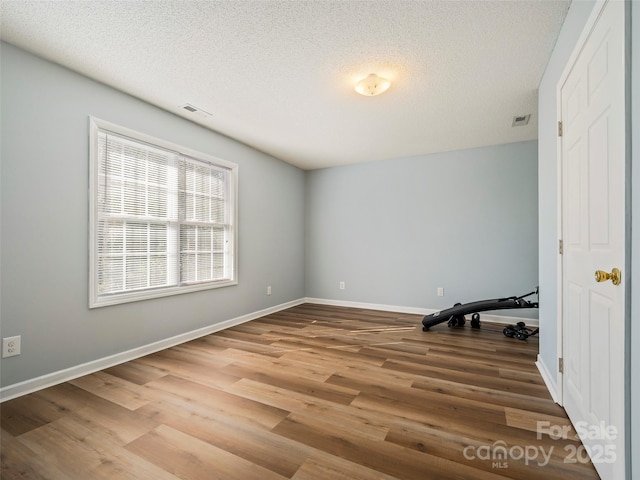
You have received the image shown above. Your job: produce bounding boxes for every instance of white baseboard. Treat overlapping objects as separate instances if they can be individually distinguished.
[304,297,539,326]
[479,313,539,327]
[536,354,561,404]
[0,298,305,403]
[304,297,438,316]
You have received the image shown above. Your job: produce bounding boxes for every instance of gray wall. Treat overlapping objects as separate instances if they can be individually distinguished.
[305,141,539,315]
[0,42,306,387]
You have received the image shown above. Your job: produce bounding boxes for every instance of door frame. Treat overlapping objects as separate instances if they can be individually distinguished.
[554,0,630,474]
[555,0,607,407]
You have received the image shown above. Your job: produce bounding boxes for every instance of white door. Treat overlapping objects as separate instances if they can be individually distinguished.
[560,1,626,479]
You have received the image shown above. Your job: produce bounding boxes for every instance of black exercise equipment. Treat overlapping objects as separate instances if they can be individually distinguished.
[503,322,539,341]
[421,287,539,332]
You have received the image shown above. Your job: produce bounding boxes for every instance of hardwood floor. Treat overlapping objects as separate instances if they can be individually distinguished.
[1,304,599,479]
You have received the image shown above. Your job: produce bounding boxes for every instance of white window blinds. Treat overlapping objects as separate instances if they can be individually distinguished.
[179,158,230,284]
[90,118,237,308]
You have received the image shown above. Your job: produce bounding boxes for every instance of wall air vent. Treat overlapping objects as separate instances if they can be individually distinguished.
[179,103,212,118]
[512,114,531,127]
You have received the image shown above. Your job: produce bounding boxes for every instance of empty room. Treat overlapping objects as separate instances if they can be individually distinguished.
[1,1,638,479]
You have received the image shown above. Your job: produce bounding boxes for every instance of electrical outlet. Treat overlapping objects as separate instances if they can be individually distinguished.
[339,281,346,290]
[437,287,444,297]
[2,336,21,358]
[267,285,272,296]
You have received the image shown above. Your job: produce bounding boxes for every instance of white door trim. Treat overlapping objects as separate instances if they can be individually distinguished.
[554,0,609,407]
[555,1,628,478]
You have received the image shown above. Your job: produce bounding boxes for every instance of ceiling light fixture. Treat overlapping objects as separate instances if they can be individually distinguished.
[354,73,391,96]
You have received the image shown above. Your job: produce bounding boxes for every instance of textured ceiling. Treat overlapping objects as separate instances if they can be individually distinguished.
[1,0,570,170]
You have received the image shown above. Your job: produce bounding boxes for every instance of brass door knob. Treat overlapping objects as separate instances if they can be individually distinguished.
[594,268,621,285]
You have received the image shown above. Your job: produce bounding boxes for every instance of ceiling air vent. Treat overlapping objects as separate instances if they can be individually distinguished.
[512,114,531,127]
[179,103,212,119]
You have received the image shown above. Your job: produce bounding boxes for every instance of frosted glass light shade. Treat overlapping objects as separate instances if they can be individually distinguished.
[354,73,391,96]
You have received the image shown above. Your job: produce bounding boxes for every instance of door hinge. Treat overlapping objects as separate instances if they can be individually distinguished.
[558,121,563,137]
[559,239,563,255]
[559,358,564,374]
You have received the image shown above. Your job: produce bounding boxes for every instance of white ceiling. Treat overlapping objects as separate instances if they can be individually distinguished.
[1,0,570,170]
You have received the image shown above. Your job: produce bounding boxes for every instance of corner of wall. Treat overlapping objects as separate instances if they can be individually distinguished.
[536,354,560,404]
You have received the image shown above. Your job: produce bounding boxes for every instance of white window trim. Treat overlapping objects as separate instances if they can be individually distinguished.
[89,116,238,308]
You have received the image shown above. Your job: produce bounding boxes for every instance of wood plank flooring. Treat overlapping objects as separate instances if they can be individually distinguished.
[1,303,599,479]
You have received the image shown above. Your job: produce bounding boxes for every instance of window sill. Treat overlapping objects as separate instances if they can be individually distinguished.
[89,278,238,308]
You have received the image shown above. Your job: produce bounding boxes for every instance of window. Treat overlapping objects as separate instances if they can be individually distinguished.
[89,117,237,308]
